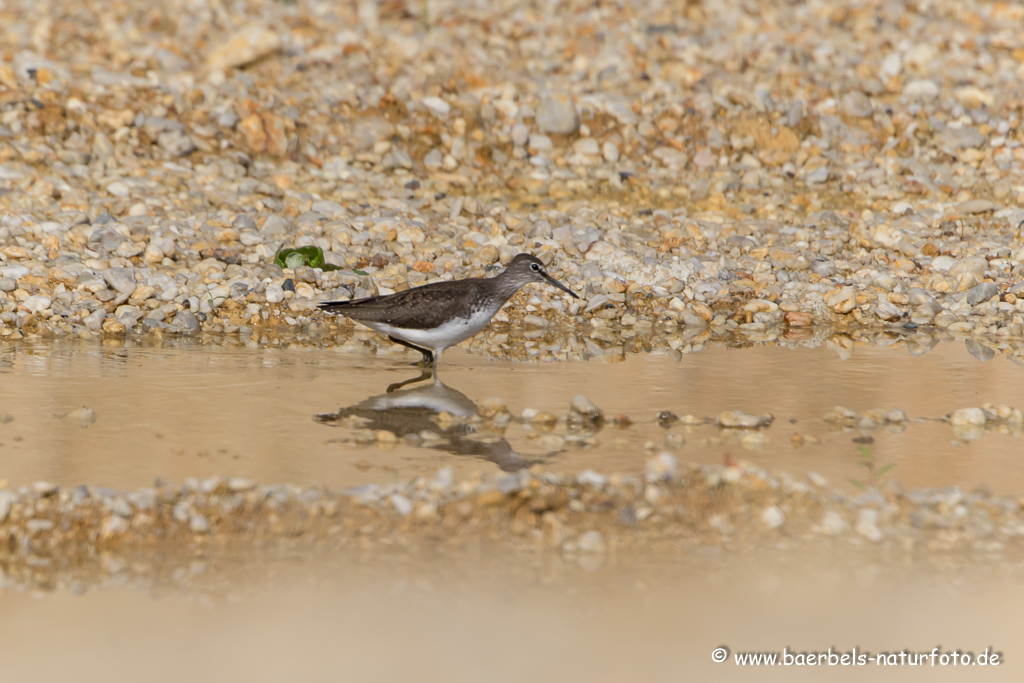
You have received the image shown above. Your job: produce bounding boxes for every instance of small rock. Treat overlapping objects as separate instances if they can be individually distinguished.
[572,138,599,156]
[855,508,882,542]
[577,470,608,487]
[761,505,785,530]
[950,408,986,427]
[904,79,939,99]
[265,283,285,303]
[228,477,256,492]
[421,96,450,118]
[717,410,773,428]
[390,493,413,516]
[103,267,137,295]
[874,300,902,322]
[825,286,856,314]
[62,407,97,428]
[817,510,847,536]
[535,92,580,134]
[101,516,129,539]
[645,452,678,481]
[602,141,619,163]
[21,295,51,314]
[822,406,858,425]
[784,311,814,327]
[806,166,830,184]
[171,310,200,335]
[190,514,210,534]
[840,91,873,118]
[32,481,58,496]
[576,530,607,553]
[206,26,282,71]
[965,282,999,306]
[959,199,997,215]
[570,395,603,422]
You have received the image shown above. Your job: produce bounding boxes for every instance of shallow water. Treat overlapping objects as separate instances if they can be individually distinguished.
[1,548,1021,682]
[2,336,1024,493]
[4,335,1024,680]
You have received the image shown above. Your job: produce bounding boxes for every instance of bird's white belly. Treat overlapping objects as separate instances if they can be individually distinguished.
[364,310,496,352]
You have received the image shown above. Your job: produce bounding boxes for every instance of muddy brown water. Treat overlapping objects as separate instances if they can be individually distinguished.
[2,336,1024,493]
[1,549,1021,682]
[3,335,1024,681]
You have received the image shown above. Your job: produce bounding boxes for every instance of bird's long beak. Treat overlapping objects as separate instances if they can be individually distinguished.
[541,271,580,299]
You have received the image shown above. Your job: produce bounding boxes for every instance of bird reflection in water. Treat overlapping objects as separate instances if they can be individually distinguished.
[314,370,544,472]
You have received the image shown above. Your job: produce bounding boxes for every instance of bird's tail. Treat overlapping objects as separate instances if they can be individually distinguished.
[317,300,354,313]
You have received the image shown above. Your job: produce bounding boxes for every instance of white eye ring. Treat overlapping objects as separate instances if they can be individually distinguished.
[530,263,540,271]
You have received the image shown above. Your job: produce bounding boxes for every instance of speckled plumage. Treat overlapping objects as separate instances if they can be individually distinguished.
[318,253,578,364]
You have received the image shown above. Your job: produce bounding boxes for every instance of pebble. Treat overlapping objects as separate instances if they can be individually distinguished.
[817,511,847,536]
[950,408,986,427]
[206,26,282,71]
[171,311,200,335]
[718,410,773,429]
[840,92,872,118]
[62,407,96,428]
[535,92,580,134]
[577,470,608,488]
[575,530,607,553]
[965,282,999,306]
[761,505,785,530]
[645,452,678,482]
[855,509,882,542]
[570,395,603,422]
[22,295,51,314]
[100,516,129,539]
[265,283,285,304]
[190,515,210,534]
[390,494,414,517]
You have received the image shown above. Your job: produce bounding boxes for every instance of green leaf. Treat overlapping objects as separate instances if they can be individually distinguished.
[875,464,896,479]
[856,444,874,461]
[274,246,342,271]
[352,268,368,276]
[850,479,866,491]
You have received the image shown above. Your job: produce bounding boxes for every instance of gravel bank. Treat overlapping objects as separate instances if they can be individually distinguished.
[2,461,1022,574]
[1,1,1024,348]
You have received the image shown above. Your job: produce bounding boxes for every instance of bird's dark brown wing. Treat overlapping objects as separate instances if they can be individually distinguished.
[318,279,485,329]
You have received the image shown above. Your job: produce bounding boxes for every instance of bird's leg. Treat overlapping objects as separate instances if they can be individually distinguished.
[388,336,434,366]
[386,369,434,393]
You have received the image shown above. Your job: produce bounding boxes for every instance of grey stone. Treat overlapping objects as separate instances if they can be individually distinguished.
[806,166,830,184]
[103,267,137,295]
[965,282,999,306]
[535,92,580,134]
[260,215,293,236]
[570,395,603,421]
[810,259,835,277]
[171,310,200,334]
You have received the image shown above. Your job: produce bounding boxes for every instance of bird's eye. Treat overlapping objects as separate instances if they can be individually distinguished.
[530,263,540,271]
